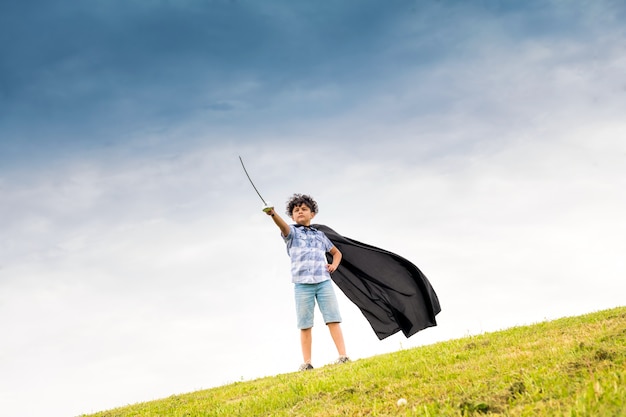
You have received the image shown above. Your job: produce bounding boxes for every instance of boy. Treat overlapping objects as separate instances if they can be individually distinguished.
[264,193,349,371]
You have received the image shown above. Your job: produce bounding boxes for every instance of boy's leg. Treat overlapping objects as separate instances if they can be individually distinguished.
[327,322,346,356]
[300,328,313,364]
[294,283,316,366]
[316,280,348,358]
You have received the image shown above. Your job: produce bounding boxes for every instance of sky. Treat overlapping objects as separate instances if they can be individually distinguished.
[1,1,625,416]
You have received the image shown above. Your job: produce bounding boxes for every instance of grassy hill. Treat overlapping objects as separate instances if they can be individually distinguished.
[81,307,625,417]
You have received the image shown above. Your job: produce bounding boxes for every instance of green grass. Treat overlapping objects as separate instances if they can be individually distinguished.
[81,306,626,417]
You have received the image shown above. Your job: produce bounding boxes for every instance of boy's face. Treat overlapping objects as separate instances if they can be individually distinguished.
[291,203,315,226]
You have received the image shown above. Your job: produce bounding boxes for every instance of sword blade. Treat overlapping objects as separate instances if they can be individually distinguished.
[239,156,268,205]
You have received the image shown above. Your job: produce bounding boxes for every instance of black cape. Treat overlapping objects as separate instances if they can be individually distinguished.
[312,224,441,340]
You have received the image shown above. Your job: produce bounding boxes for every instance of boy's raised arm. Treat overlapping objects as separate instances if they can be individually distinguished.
[265,207,291,237]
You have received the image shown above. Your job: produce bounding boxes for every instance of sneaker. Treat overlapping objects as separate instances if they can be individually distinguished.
[335,355,350,364]
[299,363,314,371]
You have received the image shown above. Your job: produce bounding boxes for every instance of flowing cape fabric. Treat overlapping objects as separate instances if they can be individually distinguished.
[312,224,441,340]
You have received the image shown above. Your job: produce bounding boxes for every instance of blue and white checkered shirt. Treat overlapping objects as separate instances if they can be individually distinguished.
[283,224,334,284]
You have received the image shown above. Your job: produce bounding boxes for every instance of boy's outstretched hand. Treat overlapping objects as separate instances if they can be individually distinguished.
[262,204,274,215]
[264,205,290,237]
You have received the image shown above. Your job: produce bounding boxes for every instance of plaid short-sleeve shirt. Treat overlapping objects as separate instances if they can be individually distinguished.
[283,224,334,284]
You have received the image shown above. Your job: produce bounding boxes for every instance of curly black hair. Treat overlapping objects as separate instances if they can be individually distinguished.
[286,193,319,216]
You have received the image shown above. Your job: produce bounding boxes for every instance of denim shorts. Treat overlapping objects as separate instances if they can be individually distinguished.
[294,280,342,329]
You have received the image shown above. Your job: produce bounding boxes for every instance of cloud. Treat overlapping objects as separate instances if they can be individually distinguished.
[0,1,409,157]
